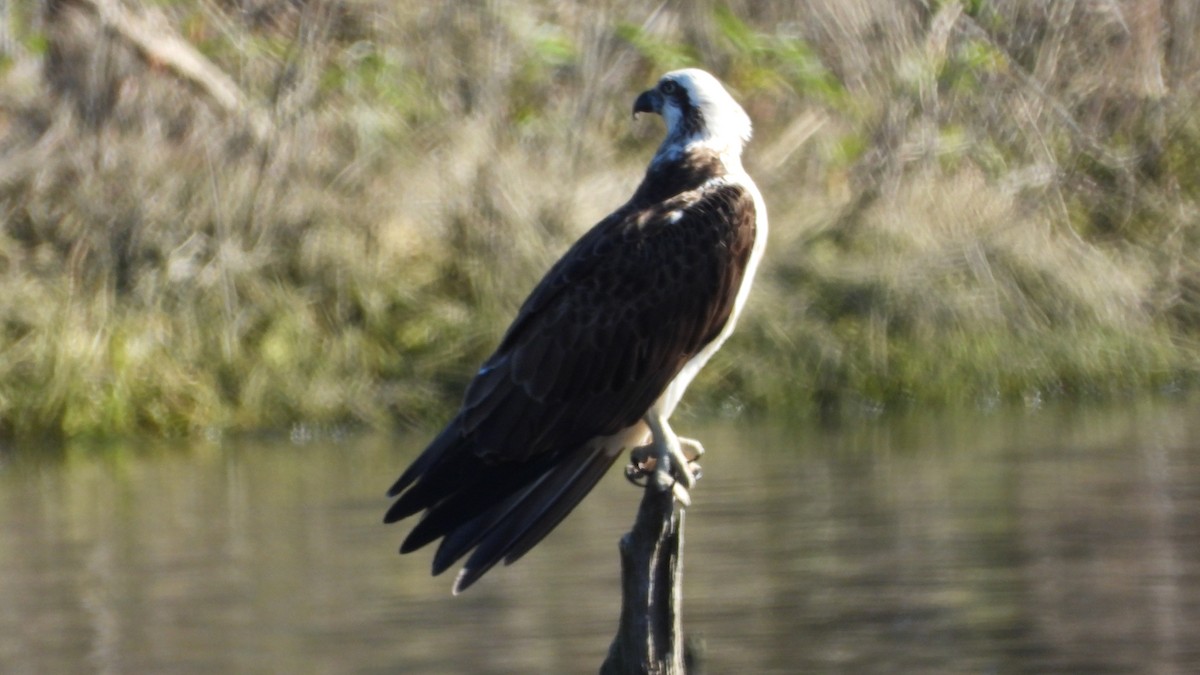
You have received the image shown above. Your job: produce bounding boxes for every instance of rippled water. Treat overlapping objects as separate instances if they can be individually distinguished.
[2,398,1199,673]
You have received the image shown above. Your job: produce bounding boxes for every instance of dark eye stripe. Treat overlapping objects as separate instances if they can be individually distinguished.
[656,77,704,138]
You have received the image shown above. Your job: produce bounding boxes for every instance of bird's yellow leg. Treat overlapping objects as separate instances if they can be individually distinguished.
[641,411,700,505]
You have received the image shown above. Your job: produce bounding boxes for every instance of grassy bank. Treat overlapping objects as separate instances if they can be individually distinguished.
[0,0,1198,438]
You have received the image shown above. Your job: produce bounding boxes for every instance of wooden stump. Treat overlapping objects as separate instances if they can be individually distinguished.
[600,469,686,674]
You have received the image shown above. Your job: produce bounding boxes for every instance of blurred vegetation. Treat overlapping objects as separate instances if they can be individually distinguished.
[0,0,1198,439]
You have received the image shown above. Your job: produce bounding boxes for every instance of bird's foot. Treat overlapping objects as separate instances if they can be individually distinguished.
[622,435,704,506]
[623,443,655,487]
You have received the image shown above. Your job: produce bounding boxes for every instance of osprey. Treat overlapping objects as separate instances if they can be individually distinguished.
[384,68,767,593]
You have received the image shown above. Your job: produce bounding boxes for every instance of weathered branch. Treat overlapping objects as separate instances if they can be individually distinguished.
[74,0,272,141]
[600,470,686,675]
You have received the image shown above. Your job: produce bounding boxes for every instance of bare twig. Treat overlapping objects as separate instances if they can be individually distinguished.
[75,0,272,141]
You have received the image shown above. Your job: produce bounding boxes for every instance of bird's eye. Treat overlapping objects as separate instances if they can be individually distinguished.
[660,80,679,95]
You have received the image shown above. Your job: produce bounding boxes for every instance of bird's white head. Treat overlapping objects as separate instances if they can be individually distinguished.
[633,68,753,165]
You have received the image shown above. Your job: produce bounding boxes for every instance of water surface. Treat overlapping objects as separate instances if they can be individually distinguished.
[2,398,1199,673]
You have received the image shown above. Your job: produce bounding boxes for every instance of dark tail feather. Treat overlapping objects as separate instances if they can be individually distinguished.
[384,447,478,525]
[430,483,537,575]
[399,458,549,553]
[385,418,539,528]
[385,420,464,500]
[501,446,619,566]
[451,443,622,594]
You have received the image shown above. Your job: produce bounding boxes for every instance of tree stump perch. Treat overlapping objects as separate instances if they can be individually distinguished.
[600,458,688,675]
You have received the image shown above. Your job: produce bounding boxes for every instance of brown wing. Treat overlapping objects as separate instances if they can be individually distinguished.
[385,181,756,591]
[465,182,756,458]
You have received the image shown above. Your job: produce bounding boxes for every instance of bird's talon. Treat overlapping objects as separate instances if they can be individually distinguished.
[672,457,697,490]
[678,437,705,461]
[623,463,649,487]
[653,469,672,489]
[624,443,659,487]
[670,480,692,506]
[629,444,655,466]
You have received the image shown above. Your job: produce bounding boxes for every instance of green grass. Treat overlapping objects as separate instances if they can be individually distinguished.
[1,0,1199,438]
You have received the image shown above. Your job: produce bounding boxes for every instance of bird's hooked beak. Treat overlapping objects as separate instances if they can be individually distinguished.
[632,88,662,119]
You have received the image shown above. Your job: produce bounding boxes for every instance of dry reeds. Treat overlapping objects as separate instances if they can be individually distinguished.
[0,0,1197,437]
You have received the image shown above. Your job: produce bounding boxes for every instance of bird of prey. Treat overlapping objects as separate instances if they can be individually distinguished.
[384,68,767,593]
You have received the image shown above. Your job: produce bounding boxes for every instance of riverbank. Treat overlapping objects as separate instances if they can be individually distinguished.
[1,1,1197,438]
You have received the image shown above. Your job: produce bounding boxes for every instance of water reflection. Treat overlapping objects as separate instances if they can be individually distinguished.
[2,398,1199,673]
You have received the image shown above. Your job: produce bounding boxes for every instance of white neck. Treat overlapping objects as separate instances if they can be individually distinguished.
[651,135,746,172]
